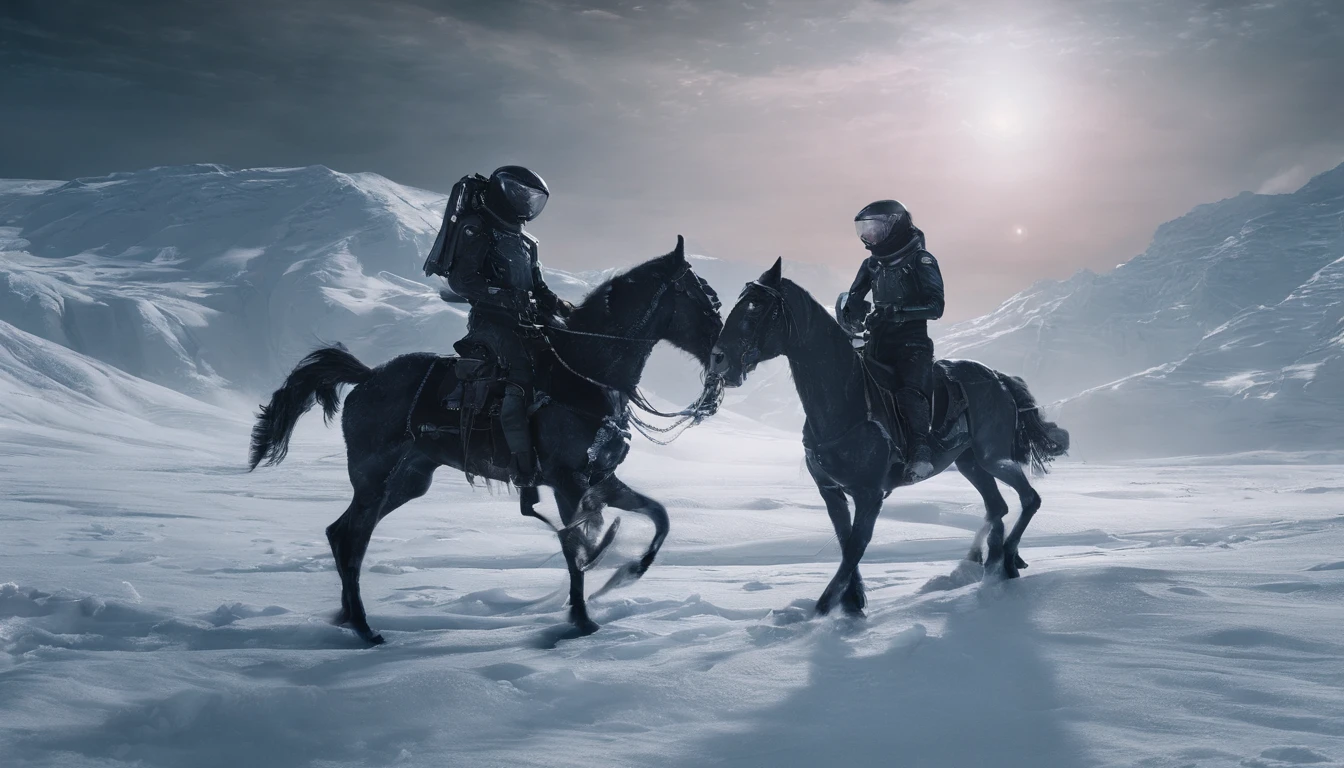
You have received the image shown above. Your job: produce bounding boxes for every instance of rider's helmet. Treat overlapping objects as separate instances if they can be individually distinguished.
[484,165,549,223]
[854,199,912,252]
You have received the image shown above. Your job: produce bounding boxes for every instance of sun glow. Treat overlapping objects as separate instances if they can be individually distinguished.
[988,109,1022,137]
[978,101,1028,140]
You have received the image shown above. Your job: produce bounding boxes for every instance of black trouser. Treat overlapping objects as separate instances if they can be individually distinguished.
[455,312,537,461]
[867,329,934,443]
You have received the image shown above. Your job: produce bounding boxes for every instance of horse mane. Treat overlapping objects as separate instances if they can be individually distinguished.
[777,277,859,354]
[543,251,681,399]
[567,254,674,332]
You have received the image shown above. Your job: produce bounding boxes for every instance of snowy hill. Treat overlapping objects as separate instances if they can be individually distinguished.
[939,163,1344,456]
[0,317,239,455]
[0,164,463,397]
[0,165,844,413]
[4,162,1339,455]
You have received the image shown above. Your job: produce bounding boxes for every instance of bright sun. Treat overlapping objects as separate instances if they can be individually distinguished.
[986,108,1024,139]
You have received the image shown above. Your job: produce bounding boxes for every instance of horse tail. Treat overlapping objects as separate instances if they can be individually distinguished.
[249,344,373,470]
[997,372,1069,475]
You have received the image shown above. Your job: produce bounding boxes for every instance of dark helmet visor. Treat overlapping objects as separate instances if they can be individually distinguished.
[500,177,548,221]
[855,216,896,246]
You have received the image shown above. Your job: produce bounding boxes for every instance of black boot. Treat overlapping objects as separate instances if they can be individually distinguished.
[500,385,537,487]
[897,387,935,482]
[906,438,934,482]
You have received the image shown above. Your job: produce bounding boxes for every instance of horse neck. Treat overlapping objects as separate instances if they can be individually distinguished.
[563,300,657,393]
[779,283,867,440]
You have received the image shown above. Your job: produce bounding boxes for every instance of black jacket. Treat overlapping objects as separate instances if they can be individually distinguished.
[841,229,944,339]
[446,210,567,323]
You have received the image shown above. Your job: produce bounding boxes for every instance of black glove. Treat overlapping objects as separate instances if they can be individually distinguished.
[836,292,870,335]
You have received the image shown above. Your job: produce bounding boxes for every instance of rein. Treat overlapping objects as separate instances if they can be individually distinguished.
[536,262,723,442]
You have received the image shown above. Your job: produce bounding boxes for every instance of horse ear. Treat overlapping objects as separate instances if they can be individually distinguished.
[671,235,686,263]
[760,256,783,286]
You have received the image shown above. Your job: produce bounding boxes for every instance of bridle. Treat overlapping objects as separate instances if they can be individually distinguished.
[539,261,725,442]
[730,279,794,377]
[543,262,720,344]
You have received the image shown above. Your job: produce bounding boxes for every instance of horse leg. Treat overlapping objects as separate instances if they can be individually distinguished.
[328,499,361,627]
[816,489,882,616]
[549,478,600,635]
[985,460,1041,579]
[955,455,1010,574]
[951,451,994,564]
[807,455,864,614]
[327,450,437,645]
[585,475,671,600]
[966,520,991,564]
[965,522,990,564]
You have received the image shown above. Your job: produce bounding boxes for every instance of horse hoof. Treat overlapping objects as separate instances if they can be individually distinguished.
[331,608,350,627]
[351,623,384,645]
[353,629,385,645]
[574,617,600,636]
[814,597,834,616]
[1014,553,1029,569]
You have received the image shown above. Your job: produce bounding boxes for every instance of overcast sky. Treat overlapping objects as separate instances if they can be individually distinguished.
[3,0,1343,319]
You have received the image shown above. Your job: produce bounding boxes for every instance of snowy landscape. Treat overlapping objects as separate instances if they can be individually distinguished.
[3,165,1343,767]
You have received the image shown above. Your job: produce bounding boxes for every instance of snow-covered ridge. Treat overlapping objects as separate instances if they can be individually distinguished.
[3,162,1339,454]
[0,164,458,396]
[939,162,1344,456]
[0,317,238,455]
[0,164,845,421]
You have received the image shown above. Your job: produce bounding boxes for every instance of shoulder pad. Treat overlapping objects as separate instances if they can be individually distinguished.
[521,230,539,255]
[918,251,937,265]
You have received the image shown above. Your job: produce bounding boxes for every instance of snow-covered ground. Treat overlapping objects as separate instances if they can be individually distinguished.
[3,163,1341,766]
[4,396,1343,768]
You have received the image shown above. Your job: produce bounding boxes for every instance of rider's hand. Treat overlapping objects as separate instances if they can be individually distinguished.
[849,298,872,322]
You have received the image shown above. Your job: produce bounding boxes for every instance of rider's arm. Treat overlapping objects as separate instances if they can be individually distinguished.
[531,260,571,319]
[837,258,874,328]
[444,219,495,305]
[528,246,573,319]
[896,252,945,322]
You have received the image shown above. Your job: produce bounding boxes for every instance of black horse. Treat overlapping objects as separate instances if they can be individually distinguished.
[709,259,1068,615]
[249,238,723,643]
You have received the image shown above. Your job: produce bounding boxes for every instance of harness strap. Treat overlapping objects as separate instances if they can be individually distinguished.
[406,358,439,439]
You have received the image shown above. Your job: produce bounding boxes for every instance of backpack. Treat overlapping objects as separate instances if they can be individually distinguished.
[422,173,489,278]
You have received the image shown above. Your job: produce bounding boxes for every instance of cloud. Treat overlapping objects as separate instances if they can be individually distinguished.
[2,0,1343,319]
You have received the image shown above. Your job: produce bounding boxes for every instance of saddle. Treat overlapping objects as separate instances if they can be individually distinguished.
[406,356,514,475]
[405,353,633,486]
[858,357,971,458]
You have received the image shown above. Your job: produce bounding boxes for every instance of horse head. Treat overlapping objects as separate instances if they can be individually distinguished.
[710,257,791,387]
